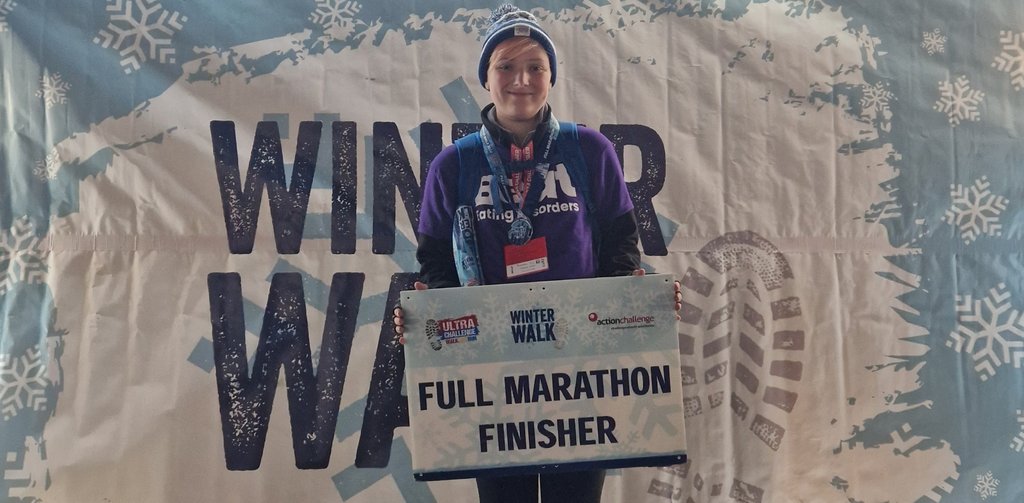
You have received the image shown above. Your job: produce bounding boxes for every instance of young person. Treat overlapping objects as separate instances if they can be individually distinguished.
[417,5,642,290]
[397,5,678,502]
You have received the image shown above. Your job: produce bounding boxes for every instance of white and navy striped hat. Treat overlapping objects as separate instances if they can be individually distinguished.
[477,4,557,88]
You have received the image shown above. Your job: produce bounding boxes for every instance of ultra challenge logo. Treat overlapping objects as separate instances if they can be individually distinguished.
[588,311,656,329]
[425,314,480,350]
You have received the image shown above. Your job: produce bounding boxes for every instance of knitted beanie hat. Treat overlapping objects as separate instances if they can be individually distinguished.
[477,4,557,88]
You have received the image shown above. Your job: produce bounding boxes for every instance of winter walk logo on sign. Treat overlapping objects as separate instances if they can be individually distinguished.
[509,308,558,344]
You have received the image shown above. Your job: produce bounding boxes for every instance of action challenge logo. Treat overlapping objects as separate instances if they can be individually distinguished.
[425,315,480,351]
[588,311,656,329]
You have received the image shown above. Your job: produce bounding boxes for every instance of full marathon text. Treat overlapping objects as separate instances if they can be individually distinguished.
[416,365,672,453]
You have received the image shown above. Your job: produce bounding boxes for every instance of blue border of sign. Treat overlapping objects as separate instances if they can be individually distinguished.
[413,454,687,481]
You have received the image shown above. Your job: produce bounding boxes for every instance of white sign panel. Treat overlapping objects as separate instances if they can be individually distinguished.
[401,274,686,481]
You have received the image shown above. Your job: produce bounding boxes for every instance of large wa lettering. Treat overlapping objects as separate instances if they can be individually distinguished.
[206,120,667,471]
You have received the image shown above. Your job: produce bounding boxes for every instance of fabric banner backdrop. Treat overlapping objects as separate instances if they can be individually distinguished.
[1,0,1022,501]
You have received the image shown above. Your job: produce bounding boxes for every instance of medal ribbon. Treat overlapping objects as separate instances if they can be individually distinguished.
[510,170,533,208]
[479,115,560,244]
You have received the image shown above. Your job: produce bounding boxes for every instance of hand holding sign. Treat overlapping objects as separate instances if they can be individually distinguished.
[393,281,429,345]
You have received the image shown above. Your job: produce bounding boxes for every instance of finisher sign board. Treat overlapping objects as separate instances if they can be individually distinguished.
[401,274,686,481]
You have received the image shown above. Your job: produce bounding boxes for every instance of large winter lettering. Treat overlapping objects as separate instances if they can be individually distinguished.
[210,121,320,254]
[207,272,363,470]
[209,120,665,256]
[600,124,668,256]
[356,273,417,467]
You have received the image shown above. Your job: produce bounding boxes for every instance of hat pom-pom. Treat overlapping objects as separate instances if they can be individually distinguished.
[489,4,536,25]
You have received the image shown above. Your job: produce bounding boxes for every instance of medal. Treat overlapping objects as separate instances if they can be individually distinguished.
[508,211,534,245]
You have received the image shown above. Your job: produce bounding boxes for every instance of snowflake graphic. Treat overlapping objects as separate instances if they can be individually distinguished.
[1,217,49,294]
[6,436,48,500]
[933,76,985,126]
[947,283,1024,381]
[576,304,622,353]
[860,81,894,114]
[1012,409,1024,452]
[35,72,70,109]
[974,471,999,500]
[993,30,1024,91]
[921,28,947,55]
[943,176,1008,244]
[629,392,682,439]
[0,347,49,419]
[0,0,14,32]
[93,0,187,74]
[32,148,62,181]
[310,0,363,43]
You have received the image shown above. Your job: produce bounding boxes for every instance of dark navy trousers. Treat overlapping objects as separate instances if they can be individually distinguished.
[476,470,605,503]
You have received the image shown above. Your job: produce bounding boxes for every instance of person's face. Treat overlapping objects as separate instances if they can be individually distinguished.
[486,38,551,128]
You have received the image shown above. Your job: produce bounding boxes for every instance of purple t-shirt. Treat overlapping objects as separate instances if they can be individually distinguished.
[418,126,634,284]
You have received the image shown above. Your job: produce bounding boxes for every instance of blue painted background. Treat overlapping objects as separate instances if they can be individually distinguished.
[1,0,1022,501]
